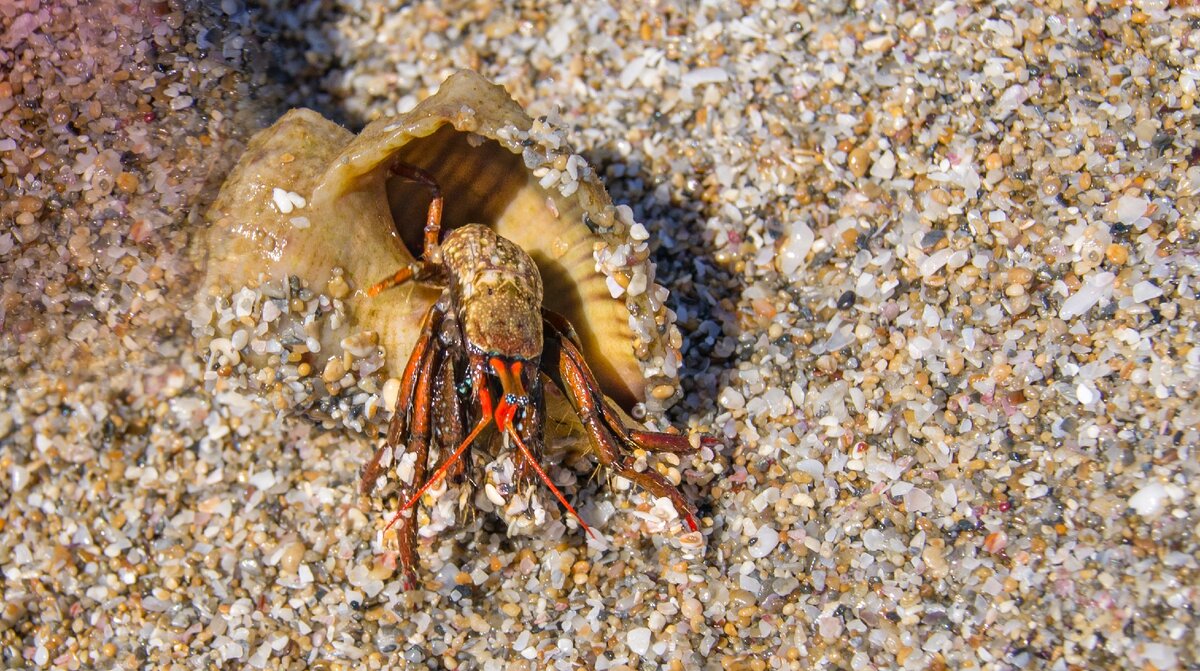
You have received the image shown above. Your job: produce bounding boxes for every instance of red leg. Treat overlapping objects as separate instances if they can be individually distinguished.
[505,416,594,538]
[387,339,440,589]
[400,411,491,512]
[543,308,711,455]
[367,264,420,297]
[491,368,593,538]
[541,322,700,533]
[391,162,444,260]
[597,396,705,453]
[358,303,443,590]
[397,357,496,512]
[368,163,447,295]
[511,373,545,490]
[430,354,468,482]
[360,305,441,495]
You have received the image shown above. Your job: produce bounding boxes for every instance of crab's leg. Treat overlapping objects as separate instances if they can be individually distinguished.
[597,391,704,454]
[541,323,700,533]
[384,334,442,590]
[399,377,493,510]
[505,413,594,538]
[542,311,704,456]
[490,361,593,537]
[367,163,446,295]
[391,162,444,260]
[357,303,443,590]
[510,370,546,489]
[360,306,441,495]
[430,354,468,481]
[366,265,421,297]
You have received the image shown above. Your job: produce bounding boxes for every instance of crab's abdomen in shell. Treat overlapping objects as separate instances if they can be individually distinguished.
[198,70,683,415]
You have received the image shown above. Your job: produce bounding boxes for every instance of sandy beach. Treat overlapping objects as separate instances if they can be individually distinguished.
[2,0,1198,669]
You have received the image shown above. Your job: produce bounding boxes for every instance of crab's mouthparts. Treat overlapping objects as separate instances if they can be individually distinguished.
[394,354,594,539]
[485,356,594,538]
[488,357,527,431]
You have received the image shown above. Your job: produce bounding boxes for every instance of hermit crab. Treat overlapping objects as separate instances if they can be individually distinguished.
[197,70,710,587]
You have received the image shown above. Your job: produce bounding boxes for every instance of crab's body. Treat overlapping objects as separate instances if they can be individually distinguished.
[441,224,544,360]
[360,167,708,589]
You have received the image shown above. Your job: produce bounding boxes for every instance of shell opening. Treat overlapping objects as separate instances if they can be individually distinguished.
[380,126,633,404]
[384,127,527,255]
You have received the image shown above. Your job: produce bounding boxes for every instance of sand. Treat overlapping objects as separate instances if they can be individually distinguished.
[2,1,1198,669]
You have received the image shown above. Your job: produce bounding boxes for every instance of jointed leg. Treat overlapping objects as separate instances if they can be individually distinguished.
[385,338,441,589]
[367,163,447,296]
[367,264,421,297]
[360,306,442,495]
[360,163,450,590]
[502,374,594,538]
[468,354,593,537]
[542,309,708,455]
[614,458,699,532]
[596,387,704,454]
[397,368,494,512]
[357,304,443,590]
[511,376,545,490]
[391,162,444,261]
[541,322,700,532]
[507,415,594,538]
[430,355,468,482]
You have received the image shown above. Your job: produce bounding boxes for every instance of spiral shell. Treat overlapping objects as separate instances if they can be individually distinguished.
[196,70,682,420]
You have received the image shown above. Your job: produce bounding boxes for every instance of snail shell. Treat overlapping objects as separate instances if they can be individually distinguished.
[197,70,681,418]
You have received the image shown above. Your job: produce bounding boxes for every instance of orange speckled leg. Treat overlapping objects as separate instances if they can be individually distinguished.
[541,318,700,533]
[360,304,444,590]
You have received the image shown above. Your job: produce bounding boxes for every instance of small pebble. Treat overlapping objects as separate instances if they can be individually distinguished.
[847,146,871,178]
[1106,243,1129,265]
[327,274,350,299]
[1129,483,1169,518]
[1132,281,1162,303]
[116,172,139,192]
[748,525,779,558]
[626,628,652,657]
[322,358,345,383]
[650,384,675,400]
[381,377,401,409]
